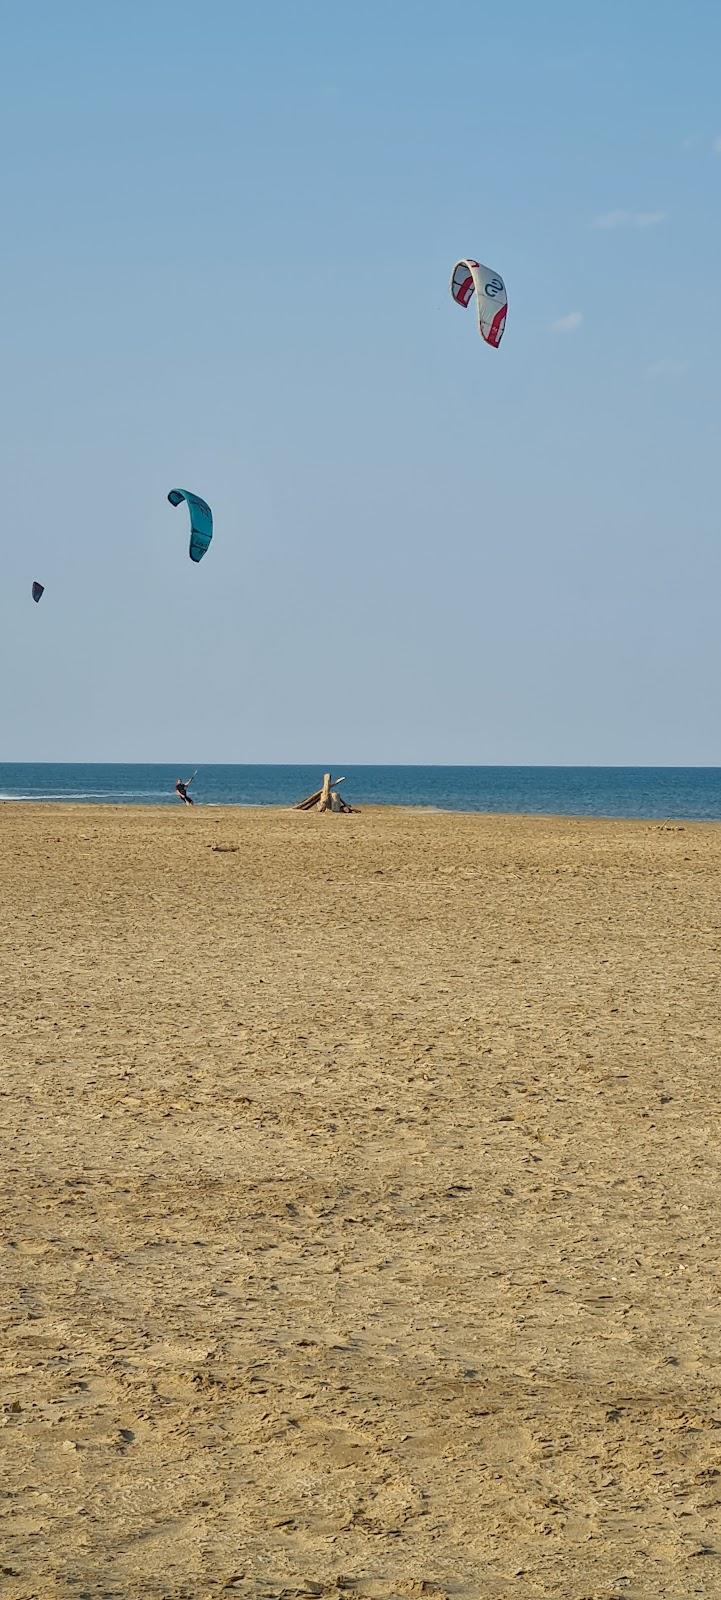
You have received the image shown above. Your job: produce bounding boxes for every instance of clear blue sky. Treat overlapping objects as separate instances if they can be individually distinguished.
[2,0,720,763]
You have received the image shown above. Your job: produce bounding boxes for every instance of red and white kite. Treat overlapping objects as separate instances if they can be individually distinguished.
[450,259,507,348]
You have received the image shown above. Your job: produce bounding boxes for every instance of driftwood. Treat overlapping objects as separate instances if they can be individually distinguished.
[296,775,346,811]
[294,774,357,813]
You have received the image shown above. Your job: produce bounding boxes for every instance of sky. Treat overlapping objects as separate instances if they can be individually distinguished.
[2,0,721,764]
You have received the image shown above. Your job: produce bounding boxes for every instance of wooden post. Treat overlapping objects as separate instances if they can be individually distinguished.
[318,772,332,813]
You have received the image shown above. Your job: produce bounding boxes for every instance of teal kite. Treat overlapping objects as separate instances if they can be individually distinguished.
[167,488,213,563]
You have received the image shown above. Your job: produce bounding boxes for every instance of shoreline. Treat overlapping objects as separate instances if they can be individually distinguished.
[5,765,721,826]
[1,793,721,832]
[1,795,720,827]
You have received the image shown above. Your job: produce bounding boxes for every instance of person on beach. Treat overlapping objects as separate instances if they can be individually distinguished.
[175,771,196,806]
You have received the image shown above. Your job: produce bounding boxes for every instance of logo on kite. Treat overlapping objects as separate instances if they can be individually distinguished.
[167,489,213,563]
[451,259,507,348]
[32,581,44,603]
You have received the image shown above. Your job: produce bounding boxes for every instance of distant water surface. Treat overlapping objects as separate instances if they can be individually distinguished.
[1,764,721,820]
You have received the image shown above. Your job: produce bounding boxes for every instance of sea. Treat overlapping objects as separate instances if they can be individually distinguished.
[1,764,721,821]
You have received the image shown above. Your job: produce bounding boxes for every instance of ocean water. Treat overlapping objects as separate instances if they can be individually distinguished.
[1,764,721,820]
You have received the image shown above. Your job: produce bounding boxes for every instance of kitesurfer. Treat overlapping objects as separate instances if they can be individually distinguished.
[175,771,196,806]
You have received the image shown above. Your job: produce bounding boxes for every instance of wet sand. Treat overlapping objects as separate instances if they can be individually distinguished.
[2,803,721,1599]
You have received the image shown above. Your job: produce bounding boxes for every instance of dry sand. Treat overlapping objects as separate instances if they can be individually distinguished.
[2,803,721,1599]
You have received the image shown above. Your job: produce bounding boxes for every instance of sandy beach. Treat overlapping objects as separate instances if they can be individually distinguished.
[2,803,721,1599]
